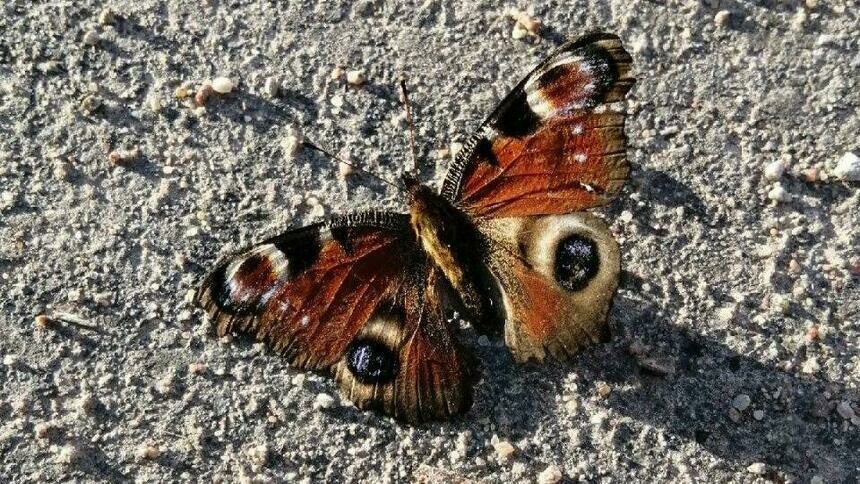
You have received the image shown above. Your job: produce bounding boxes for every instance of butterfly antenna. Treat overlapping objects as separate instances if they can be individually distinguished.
[398,78,420,175]
[301,139,404,192]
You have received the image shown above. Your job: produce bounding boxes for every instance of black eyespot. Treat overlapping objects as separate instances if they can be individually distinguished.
[346,340,399,384]
[492,89,542,137]
[554,234,599,291]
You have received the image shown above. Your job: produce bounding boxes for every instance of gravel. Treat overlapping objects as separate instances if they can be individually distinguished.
[0,0,858,482]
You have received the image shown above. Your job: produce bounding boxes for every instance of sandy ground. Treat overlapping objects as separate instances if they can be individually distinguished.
[1,0,858,482]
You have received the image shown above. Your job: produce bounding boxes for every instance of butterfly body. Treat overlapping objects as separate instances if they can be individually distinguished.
[195,32,634,422]
[406,181,502,335]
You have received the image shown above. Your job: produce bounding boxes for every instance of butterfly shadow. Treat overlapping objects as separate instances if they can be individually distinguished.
[587,289,854,481]
[412,271,855,481]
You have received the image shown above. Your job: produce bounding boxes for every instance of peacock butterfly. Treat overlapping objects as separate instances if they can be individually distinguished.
[195,32,635,422]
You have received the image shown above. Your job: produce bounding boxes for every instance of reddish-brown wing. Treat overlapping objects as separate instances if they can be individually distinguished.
[333,266,476,422]
[195,212,475,422]
[476,214,621,362]
[441,32,634,218]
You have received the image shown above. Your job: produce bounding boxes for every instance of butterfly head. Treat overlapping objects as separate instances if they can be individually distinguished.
[400,173,421,192]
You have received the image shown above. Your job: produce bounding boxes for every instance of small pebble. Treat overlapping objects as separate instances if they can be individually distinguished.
[492,440,516,461]
[34,314,52,330]
[56,444,81,465]
[281,128,303,161]
[811,476,824,484]
[79,94,102,113]
[246,443,269,468]
[714,10,731,28]
[346,70,366,86]
[34,421,56,439]
[456,431,470,453]
[338,161,353,180]
[635,355,675,377]
[511,23,529,40]
[716,304,736,323]
[659,126,679,137]
[537,465,563,484]
[135,444,161,461]
[291,374,306,387]
[771,293,790,314]
[147,95,163,112]
[211,77,235,94]
[174,83,193,99]
[450,141,464,158]
[506,8,541,36]
[791,8,807,31]
[763,160,786,181]
[767,183,791,203]
[82,29,100,46]
[195,83,214,106]
[833,152,860,181]
[815,34,836,47]
[728,407,742,423]
[313,393,336,410]
[154,375,175,395]
[801,167,819,182]
[98,7,116,25]
[108,147,140,166]
[732,394,751,411]
[188,362,206,375]
[595,381,611,398]
[746,462,767,475]
[0,191,16,210]
[788,259,800,273]
[67,288,83,303]
[805,325,820,342]
[753,410,764,420]
[52,159,69,180]
[264,77,280,98]
[801,356,820,374]
[331,94,344,108]
[619,210,634,224]
[836,401,856,420]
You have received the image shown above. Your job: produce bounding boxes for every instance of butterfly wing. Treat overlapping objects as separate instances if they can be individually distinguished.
[441,32,633,218]
[333,265,476,422]
[195,211,475,422]
[441,33,634,361]
[477,213,621,362]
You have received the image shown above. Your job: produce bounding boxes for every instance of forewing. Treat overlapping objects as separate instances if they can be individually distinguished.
[196,212,414,370]
[441,32,634,218]
[477,213,620,362]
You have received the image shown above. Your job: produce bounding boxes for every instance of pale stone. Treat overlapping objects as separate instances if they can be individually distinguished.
[211,77,235,94]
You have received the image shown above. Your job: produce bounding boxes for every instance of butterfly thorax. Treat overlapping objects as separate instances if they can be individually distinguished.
[407,184,470,287]
[406,184,498,327]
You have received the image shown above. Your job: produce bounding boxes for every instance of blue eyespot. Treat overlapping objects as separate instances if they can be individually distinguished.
[346,340,399,384]
[554,235,599,291]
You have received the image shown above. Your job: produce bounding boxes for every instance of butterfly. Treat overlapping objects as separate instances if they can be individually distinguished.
[195,32,634,423]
